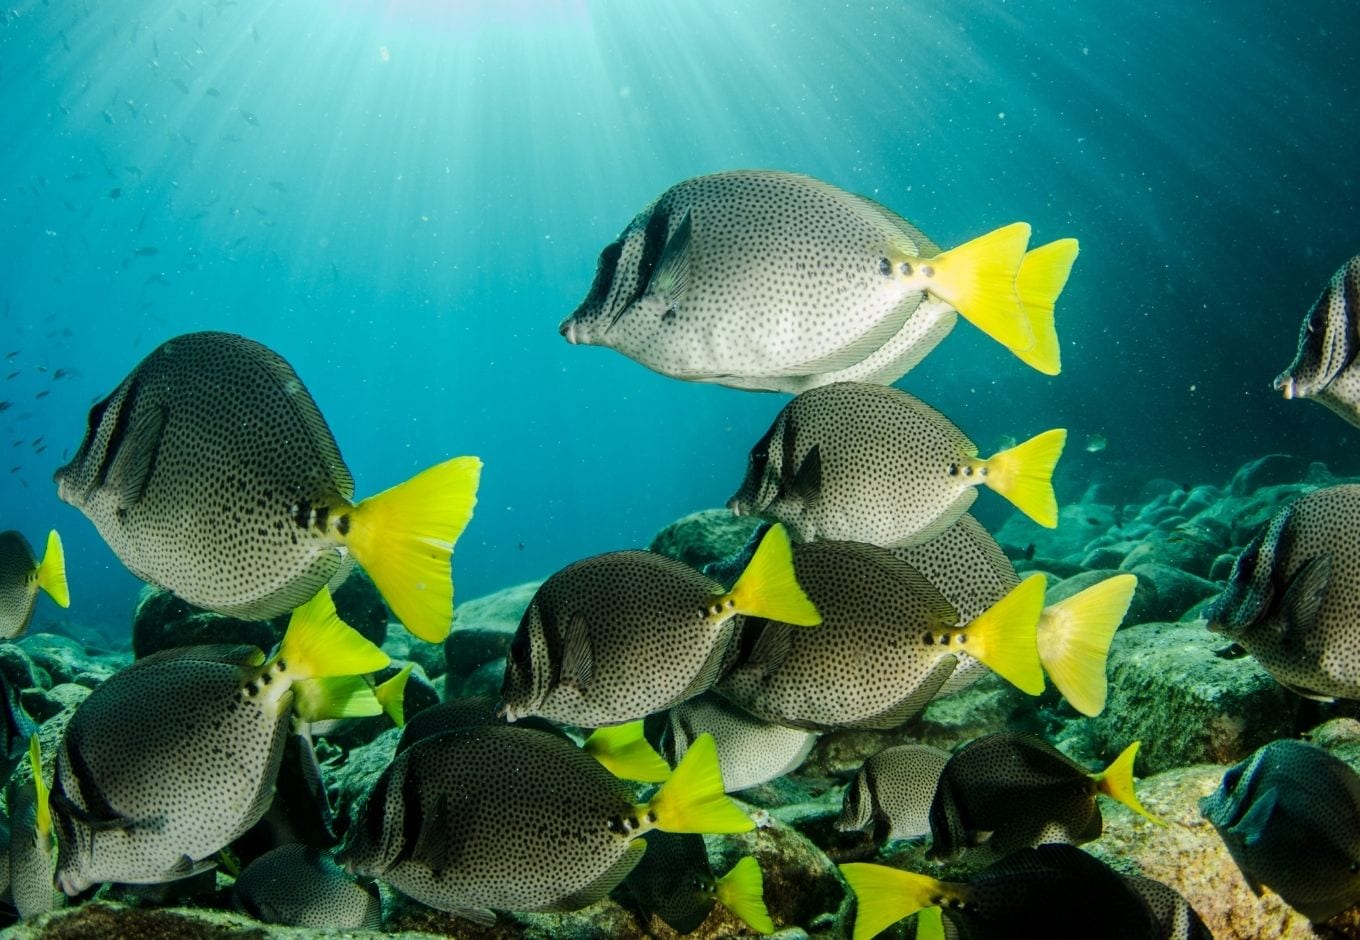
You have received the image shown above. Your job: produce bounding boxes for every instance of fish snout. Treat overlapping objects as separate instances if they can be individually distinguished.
[727,497,744,516]
[1273,371,1297,399]
[559,317,578,344]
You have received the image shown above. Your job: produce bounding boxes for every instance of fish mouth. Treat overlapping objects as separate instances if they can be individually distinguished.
[559,317,578,344]
[1273,371,1299,400]
[55,869,89,897]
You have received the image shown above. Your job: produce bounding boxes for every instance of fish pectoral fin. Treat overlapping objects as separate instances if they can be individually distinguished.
[413,791,451,878]
[789,444,822,508]
[546,839,647,912]
[647,209,694,308]
[560,612,594,694]
[1231,786,1279,850]
[1280,553,1331,638]
[744,621,793,679]
[169,853,217,880]
[108,401,167,509]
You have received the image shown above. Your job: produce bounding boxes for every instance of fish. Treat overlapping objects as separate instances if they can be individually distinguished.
[663,692,818,793]
[561,169,1066,392]
[234,844,381,928]
[1205,484,1360,700]
[1124,873,1214,939]
[891,513,1136,716]
[0,401,10,412]
[927,733,1160,861]
[620,831,773,934]
[498,523,820,728]
[132,246,159,258]
[1084,432,1107,453]
[107,188,121,199]
[8,737,60,919]
[0,530,69,639]
[727,382,1066,546]
[1274,255,1360,428]
[338,727,753,919]
[54,331,481,642]
[836,743,951,844]
[714,540,1047,731]
[841,844,1181,940]
[51,589,389,894]
[1199,738,1360,922]
[0,669,38,783]
[5,372,17,380]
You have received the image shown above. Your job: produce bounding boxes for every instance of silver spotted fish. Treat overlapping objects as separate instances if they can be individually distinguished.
[0,530,68,639]
[1275,255,1360,429]
[234,844,382,929]
[836,743,950,844]
[664,692,818,793]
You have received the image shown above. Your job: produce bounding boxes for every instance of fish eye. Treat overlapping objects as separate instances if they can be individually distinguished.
[878,258,891,276]
[508,628,531,664]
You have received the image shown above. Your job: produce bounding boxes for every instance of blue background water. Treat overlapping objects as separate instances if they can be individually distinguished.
[1,0,1357,640]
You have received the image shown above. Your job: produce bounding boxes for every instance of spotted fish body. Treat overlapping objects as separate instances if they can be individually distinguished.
[1206,484,1360,700]
[836,743,951,844]
[234,844,382,929]
[1275,255,1360,429]
[0,530,68,639]
[339,725,751,918]
[52,591,387,894]
[714,540,1044,732]
[1124,874,1213,940]
[665,693,818,792]
[55,331,480,642]
[728,382,1064,547]
[621,831,717,934]
[1200,739,1360,923]
[499,524,818,728]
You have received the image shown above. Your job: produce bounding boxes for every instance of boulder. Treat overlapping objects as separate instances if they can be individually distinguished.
[649,509,765,574]
[17,633,126,688]
[1123,563,1221,623]
[130,590,281,660]
[445,581,541,685]
[1227,453,1311,496]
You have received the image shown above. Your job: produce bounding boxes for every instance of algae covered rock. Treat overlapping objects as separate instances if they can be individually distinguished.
[130,589,282,659]
[649,509,764,574]
[17,633,125,688]
[443,580,540,687]
[1086,621,1292,774]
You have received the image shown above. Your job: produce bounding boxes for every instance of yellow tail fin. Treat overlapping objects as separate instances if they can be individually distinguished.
[28,735,50,842]
[961,573,1046,695]
[346,455,482,643]
[36,530,69,609]
[916,907,948,940]
[583,721,670,783]
[293,676,383,722]
[1011,239,1078,375]
[278,589,390,681]
[715,856,774,934]
[982,428,1066,527]
[1038,574,1135,717]
[840,863,958,940]
[921,222,1031,355]
[375,663,413,727]
[643,733,753,834]
[1092,741,1164,825]
[721,524,821,626]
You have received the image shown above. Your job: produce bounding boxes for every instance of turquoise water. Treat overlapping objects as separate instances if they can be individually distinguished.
[1,0,1357,638]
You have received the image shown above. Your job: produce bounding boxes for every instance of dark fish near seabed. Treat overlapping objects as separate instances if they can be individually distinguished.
[51,589,388,894]
[1274,255,1360,429]
[841,844,1169,940]
[1206,484,1360,700]
[663,692,818,793]
[54,331,480,642]
[498,524,819,728]
[836,744,950,844]
[234,844,381,929]
[1200,738,1360,922]
[561,169,1071,391]
[926,732,1160,862]
[0,530,69,639]
[621,831,773,934]
[338,727,752,920]
[728,383,1066,546]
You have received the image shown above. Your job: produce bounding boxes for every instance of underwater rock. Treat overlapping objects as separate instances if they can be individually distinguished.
[1178,484,1222,519]
[1087,621,1291,775]
[1227,453,1312,497]
[0,644,45,692]
[1122,563,1221,623]
[443,580,540,686]
[130,589,281,660]
[1118,525,1223,579]
[649,509,764,574]
[996,502,1116,562]
[1046,569,1159,630]
[329,726,401,833]
[21,682,90,723]
[16,633,124,688]
[330,567,388,647]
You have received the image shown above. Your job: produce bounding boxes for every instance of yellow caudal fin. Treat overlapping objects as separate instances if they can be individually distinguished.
[643,733,754,834]
[28,735,50,842]
[582,721,670,783]
[346,455,482,643]
[922,222,1031,355]
[1037,574,1136,717]
[278,588,391,682]
[292,676,383,722]
[1011,239,1078,375]
[375,664,413,727]
[715,856,774,934]
[961,573,1046,695]
[840,863,957,940]
[916,907,948,940]
[721,524,821,626]
[36,530,69,608]
[1092,741,1164,825]
[982,428,1067,527]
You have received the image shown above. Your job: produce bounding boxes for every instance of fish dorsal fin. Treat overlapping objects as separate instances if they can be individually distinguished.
[108,401,167,509]
[886,387,978,458]
[251,343,354,501]
[648,209,694,308]
[1281,554,1331,638]
[844,656,957,731]
[843,545,958,627]
[549,838,648,912]
[560,612,594,694]
[677,626,738,704]
[953,513,1018,581]
[840,190,942,257]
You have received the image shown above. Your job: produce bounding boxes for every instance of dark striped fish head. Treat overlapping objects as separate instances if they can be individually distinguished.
[727,410,818,543]
[1199,739,1360,923]
[1274,255,1360,428]
[836,743,950,844]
